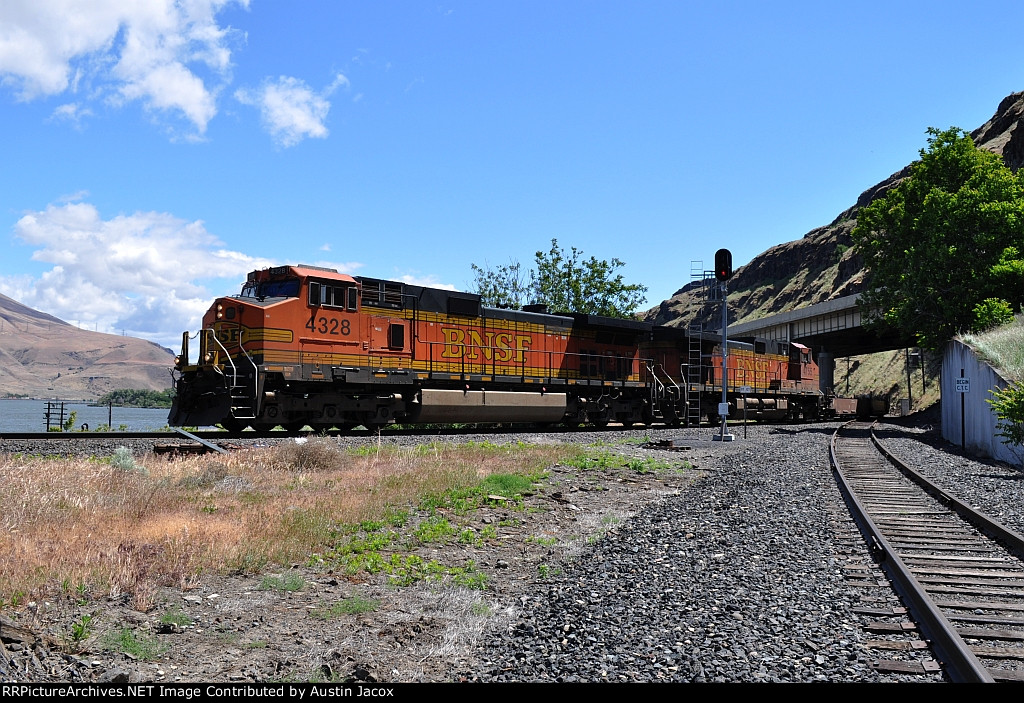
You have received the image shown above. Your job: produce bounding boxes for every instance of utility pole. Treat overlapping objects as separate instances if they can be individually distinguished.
[905,347,913,412]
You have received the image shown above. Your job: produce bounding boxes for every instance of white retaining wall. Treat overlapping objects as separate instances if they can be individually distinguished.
[942,339,1019,466]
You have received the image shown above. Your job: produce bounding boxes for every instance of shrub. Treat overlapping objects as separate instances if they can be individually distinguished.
[111,447,142,473]
[273,438,345,472]
[973,298,1015,331]
[988,382,1024,468]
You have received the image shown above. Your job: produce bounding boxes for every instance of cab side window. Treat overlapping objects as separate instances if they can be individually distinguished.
[309,282,356,310]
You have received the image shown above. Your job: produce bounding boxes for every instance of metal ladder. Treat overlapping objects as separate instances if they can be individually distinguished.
[686,321,703,426]
[684,261,719,426]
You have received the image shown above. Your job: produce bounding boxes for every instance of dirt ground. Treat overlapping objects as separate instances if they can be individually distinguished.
[0,440,709,684]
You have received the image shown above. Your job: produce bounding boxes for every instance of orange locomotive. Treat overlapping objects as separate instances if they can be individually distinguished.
[168,265,835,430]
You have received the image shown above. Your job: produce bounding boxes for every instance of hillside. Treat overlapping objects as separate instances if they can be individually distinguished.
[0,292,174,399]
[646,91,1024,329]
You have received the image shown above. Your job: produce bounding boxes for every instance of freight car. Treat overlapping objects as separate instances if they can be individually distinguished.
[168,265,850,431]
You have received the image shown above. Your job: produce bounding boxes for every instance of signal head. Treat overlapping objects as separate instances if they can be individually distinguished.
[714,248,733,281]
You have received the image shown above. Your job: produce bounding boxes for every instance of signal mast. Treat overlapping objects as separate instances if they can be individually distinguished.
[713,248,733,442]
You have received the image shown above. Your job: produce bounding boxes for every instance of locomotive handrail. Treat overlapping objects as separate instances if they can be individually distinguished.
[205,328,239,387]
[237,337,258,375]
[235,337,260,415]
[645,363,667,395]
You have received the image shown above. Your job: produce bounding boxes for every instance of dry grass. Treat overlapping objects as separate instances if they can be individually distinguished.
[0,439,571,611]
[961,314,1024,382]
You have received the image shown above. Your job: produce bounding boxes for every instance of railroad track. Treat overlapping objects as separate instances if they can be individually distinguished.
[0,423,640,442]
[831,421,1024,682]
[0,422,681,456]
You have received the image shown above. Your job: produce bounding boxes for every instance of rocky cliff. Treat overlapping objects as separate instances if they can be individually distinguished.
[0,292,174,399]
[646,91,1024,331]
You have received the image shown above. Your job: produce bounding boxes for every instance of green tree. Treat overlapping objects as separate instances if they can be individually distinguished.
[470,260,530,309]
[852,127,1024,349]
[96,388,176,408]
[472,239,648,318]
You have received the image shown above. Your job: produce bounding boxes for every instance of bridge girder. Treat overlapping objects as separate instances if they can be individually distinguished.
[720,294,919,359]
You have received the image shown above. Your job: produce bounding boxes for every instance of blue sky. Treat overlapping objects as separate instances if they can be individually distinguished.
[1,1,1022,349]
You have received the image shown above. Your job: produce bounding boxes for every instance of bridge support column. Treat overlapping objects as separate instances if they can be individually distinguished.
[817,351,834,394]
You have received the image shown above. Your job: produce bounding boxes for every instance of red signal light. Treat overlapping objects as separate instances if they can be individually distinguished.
[714,249,733,282]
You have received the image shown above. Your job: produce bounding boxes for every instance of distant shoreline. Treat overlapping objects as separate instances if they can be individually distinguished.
[0,397,172,409]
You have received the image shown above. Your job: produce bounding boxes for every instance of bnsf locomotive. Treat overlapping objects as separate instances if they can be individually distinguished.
[168,265,839,431]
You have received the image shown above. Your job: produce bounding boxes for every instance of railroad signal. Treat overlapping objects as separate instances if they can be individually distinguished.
[714,248,733,281]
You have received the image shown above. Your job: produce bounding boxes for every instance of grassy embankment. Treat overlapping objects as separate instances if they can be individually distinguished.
[960,314,1024,383]
[0,438,682,614]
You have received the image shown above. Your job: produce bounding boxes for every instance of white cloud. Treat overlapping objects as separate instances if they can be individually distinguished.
[395,273,456,291]
[0,199,274,348]
[236,73,348,147]
[0,0,248,135]
[48,102,93,126]
[310,260,363,275]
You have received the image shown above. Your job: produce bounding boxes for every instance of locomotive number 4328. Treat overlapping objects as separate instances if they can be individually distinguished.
[306,314,352,336]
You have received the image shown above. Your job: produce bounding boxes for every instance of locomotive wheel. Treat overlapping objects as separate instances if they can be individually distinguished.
[219,418,248,432]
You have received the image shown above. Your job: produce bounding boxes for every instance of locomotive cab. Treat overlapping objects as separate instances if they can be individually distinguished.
[787,343,818,386]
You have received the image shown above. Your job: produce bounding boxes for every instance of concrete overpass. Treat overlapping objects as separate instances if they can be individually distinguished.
[719,294,915,392]
[723,294,913,357]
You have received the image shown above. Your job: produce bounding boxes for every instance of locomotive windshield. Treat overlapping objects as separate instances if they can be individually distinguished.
[240,278,300,299]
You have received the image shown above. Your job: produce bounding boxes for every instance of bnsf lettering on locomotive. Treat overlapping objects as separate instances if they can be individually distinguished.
[736,358,774,373]
[442,328,532,362]
[216,326,241,345]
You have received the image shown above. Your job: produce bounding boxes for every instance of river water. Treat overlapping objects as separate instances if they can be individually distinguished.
[0,399,172,433]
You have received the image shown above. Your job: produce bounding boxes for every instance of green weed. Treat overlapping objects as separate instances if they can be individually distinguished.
[310,594,380,619]
[414,515,456,544]
[99,628,166,660]
[70,614,93,643]
[259,572,305,592]
[110,446,144,473]
[537,564,561,579]
[159,607,194,627]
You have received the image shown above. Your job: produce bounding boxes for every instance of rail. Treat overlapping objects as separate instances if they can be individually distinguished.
[829,421,1000,682]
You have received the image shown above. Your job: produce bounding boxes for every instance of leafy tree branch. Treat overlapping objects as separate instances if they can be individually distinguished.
[471,239,648,318]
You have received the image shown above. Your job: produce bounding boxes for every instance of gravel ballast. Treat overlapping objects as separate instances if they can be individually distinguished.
[468,423,911,683]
